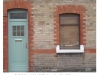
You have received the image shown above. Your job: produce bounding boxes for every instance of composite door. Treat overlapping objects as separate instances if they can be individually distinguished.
[8,9,28,72]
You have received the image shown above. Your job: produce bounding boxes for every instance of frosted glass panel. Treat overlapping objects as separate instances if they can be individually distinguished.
[10,13,27,19]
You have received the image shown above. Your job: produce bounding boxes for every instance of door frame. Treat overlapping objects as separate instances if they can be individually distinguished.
[8,9,28,72]
[3,0,34,72]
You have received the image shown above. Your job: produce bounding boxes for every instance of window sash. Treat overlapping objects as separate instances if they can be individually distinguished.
[60,14,80,25]
[60,25,80,49]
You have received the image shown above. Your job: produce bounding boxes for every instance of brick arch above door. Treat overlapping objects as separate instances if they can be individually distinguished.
[3,0,34,72]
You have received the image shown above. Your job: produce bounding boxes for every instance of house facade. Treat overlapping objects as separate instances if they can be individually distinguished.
[3,0,96,72]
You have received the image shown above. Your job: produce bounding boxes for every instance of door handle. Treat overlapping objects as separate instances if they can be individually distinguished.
[26,43,28,48]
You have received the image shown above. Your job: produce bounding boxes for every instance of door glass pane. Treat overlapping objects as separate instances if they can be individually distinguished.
[21,26,24,30]
[17,26,20,36]
[21,26,24,36]
[12,26,25,36]
[13,26,16,31]
[17,31,20,36]
[13,26,16,36]
[17,26,20,31]
[21,31,24,36]
[10,13,27,19]
[13,32,16,36]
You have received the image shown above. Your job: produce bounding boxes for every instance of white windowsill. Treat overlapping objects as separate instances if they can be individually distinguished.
[56,45,84,53]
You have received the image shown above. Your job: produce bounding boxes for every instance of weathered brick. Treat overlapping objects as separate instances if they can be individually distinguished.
[33,53,96,72]
[3,0,96,72]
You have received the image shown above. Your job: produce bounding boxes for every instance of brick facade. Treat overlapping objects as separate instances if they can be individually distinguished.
[3,0,96,72]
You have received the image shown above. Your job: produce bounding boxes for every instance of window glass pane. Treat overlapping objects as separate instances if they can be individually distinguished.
[10,13,27,19]
[60,14,79,25]
[60,25,79,49]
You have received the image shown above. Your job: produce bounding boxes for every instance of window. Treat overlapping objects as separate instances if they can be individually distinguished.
[56,13,84,53]
[55,5,85,53]
[59,13,80,49]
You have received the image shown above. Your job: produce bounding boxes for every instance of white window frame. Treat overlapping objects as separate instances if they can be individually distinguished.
[56,45,84,53]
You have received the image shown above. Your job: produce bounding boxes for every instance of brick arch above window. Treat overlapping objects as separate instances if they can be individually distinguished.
[54,5,86,53]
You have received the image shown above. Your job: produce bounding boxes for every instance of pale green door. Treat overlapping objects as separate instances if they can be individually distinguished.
[8,9,28,72]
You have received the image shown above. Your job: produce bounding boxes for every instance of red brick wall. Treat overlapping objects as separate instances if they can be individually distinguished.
[3,0,34,72]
